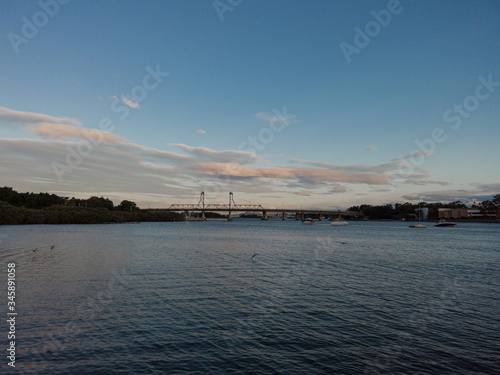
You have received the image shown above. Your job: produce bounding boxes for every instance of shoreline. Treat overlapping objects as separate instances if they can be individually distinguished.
[1,218,499,226]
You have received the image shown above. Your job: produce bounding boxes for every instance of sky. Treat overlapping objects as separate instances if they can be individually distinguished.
[0,0,499,209]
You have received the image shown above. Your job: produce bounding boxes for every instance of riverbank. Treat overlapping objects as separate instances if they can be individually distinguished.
[0,201,184,225]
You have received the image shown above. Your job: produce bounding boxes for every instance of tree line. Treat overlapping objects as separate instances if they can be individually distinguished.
[0,187,183,225]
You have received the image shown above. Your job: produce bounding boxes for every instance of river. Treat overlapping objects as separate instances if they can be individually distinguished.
[1,220,498,374]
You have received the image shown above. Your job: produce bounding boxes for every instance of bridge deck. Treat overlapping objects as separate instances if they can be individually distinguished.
[145,207,358,216]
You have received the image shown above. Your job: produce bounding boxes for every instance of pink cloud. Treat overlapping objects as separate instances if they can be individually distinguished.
[0,106,80,126]
[0,106,125,144]
[29,122,125,144]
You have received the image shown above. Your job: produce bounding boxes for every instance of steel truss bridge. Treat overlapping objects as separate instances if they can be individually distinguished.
[147,192,358,221]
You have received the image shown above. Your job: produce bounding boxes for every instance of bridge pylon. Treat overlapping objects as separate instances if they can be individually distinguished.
[198,191,205,219]
[228,192,235,221]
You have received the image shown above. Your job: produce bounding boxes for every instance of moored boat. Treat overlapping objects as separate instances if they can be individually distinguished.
[409,202,427,228]
[409,223,427,228]
[435,219,457,227]
[302,218,317,225]
[331,217,348,226]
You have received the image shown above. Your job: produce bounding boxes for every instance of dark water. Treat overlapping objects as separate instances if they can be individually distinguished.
[1,220,499,374]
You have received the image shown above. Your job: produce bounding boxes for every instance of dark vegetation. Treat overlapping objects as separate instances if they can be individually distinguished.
[0,187,183,225]
[239,213,263,219]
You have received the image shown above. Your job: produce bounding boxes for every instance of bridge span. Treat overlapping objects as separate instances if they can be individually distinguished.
[145,192,358,221]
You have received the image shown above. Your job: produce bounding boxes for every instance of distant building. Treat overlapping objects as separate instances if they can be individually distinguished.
[438,208,498,219]
[467,209,482,219]
[438,208,468,219]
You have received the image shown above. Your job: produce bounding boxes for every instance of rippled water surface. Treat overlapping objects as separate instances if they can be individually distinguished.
[1,220,499,374]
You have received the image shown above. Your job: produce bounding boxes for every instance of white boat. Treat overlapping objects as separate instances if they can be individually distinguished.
[409,224,427,228]
[331,217,348,226]
[302,218,317,225]
[435,219,457,227]
[409,203,427,228]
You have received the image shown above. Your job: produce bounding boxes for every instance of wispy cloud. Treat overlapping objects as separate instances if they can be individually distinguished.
[289,157,410,176]
[0,106,80,126]
[190,162,389,185]
[294,191,311,196]
[0,106,126,144]
[197,129,206,134]
[0,137,195,202]
[329,185,348,194]
[366,146,377,152]
[469,182,500,193]
[400,180,450,186]
[109,95,140,109]
[31,122,125,143]
[290,151,442,187]
[121,97,140,109]
[255,108,298,126]
[169,143,260,164]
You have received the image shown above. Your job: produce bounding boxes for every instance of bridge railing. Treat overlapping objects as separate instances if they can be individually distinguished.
[168,204,264,211]
[168,204,203,210]
[204,204,229,210]
[231,205,264,210]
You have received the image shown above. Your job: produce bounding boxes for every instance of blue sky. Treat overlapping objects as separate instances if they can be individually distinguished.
[0,0,499,209]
